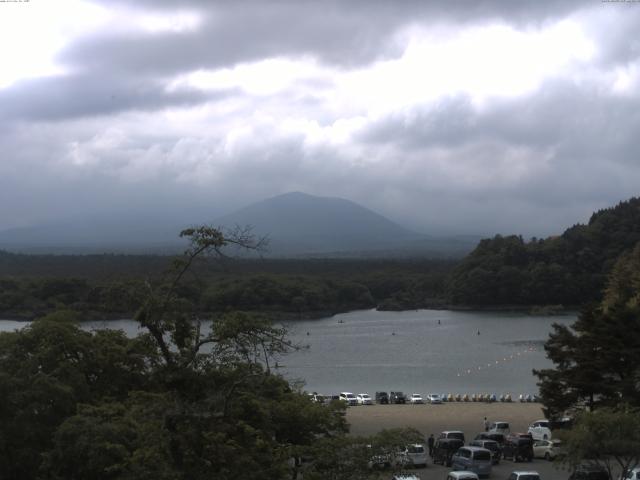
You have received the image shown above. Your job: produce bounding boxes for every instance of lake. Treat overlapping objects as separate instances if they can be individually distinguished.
[0,309,574,397]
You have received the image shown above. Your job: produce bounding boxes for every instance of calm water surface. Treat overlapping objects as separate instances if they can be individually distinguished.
[0,309,574,396]
[280,309,574,396]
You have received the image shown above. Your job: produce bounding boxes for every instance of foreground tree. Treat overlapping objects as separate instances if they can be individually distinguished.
[0,311,155,479]
[0,226,348,480]
[558,407,640,479]
[299,427,425,480]
[535,243,640,418]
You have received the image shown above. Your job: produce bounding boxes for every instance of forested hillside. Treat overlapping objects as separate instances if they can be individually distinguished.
[447,197,640,306]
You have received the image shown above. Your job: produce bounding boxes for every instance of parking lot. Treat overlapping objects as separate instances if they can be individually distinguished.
[346,403,576,480]
[397,457,571,480]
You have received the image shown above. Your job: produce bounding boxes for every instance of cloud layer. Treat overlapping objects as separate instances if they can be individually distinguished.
[1,0,639,236]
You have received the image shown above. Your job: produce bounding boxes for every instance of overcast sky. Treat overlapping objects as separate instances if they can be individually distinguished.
[1,0,639,237]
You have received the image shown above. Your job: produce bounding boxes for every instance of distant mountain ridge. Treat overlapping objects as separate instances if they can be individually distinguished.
[0,192,479,257]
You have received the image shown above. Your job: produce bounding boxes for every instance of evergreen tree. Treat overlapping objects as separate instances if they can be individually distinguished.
[535,243,640,418]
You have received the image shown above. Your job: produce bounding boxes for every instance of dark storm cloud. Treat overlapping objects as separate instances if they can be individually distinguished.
[59,2,400,75]
[0,72,227,121]
[1,0,639,238]
[354,79,640,230]
[63,0,592,78]
[359,81,640,168]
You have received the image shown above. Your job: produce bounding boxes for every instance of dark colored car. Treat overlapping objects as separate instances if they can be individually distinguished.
[375,391,389,404]
[475,432,506,446]
[568,465,610,480]
[469,439,501,464]
[390,391,406,404]
[502,435,533,462]
[432,438,464,467]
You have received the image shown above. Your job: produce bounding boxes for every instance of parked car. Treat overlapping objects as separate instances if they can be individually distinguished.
[619,468,640,480]
[439,430,465,443]
[433,438,465,467]
[450,447,492,478]
[390,391,406,404]
[468,439,501,464]
[375,391,389,404]
[338,392,358,406]
[403,444,428,467]
[447,472,480,480]
[528,419,552,440]
[533,439,563,460]
[391,475,421,480]
[502,435,534,462]
[427,393,443,404]
[489,421,510,435]
[356,393,373,405]
[409,393,424,404]
[310,393,326,404]
[508,471,541,480]
[569,464,610,480]
[474,432,506,446]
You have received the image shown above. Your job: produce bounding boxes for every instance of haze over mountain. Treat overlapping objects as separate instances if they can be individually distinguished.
[216,192,477,256]
[0,192,478,257]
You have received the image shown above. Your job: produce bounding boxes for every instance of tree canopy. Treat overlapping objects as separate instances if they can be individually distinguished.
[556,407,640,480]
[535,243,640,418]
[448,197,640,307]
[0,226,354,480]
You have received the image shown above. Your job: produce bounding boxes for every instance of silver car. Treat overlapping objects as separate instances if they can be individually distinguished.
[450,447,492,478]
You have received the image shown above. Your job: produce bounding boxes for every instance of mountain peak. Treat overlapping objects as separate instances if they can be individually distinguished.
[216,193,419,255]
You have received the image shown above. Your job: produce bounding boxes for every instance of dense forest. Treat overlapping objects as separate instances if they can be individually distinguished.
[447,197,640,307]
[0,256,454,320]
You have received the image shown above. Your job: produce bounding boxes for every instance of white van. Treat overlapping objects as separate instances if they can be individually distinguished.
[528,419,552,440]
[489,421,510,435]
[338,392,357,406]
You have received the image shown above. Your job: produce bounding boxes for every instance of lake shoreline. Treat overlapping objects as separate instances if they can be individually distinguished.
[0,303,577,323]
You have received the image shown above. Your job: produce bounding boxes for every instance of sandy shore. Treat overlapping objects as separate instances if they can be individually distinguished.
[346,402,545,437]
